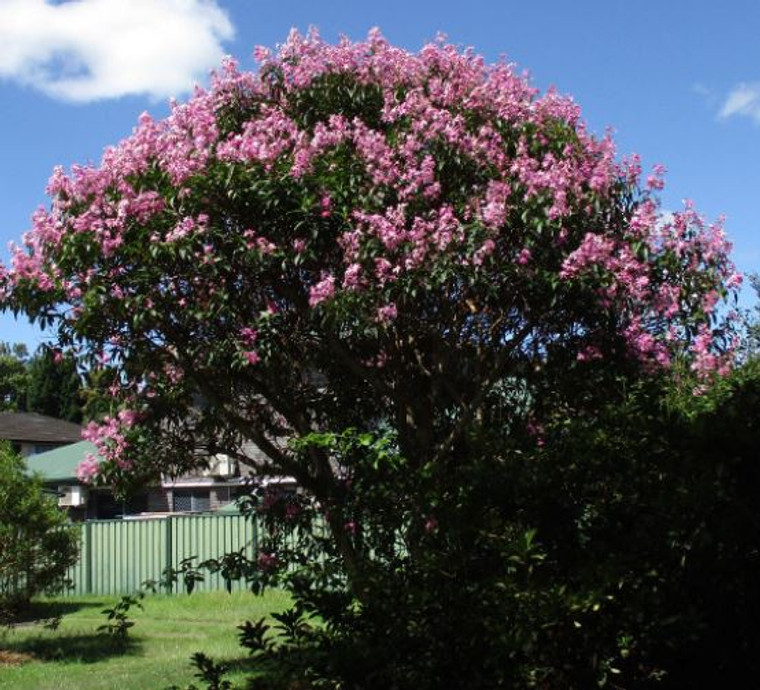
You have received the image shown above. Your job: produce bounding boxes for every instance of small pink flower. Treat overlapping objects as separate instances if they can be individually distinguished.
[646,163,666,191]
[243,351,260,365]
[253,45,271,62]
[516,248,532,265]
[576,345,603,362]
[309,274,335,307]
[472,239,495,267]
[343,263,363,290]
[376,302,398,323]
[239,327,258,345]
[320,194,332,218]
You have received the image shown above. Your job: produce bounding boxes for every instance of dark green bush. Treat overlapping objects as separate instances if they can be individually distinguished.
[0,442,79,613]
[234,363,760,689]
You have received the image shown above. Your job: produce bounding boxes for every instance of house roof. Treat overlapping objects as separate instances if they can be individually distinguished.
[25,441,99,482]
[0,411,83,444]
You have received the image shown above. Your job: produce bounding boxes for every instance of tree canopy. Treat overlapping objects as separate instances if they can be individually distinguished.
[0,29,739,486]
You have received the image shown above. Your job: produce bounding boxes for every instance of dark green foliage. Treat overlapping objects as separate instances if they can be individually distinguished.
[0,342,85,421]
[25,347,84,423]
[80,365,118,422]
[234,363,760,690]
[201,549,258,594]
[158,556,206,595]
[237,617,271,657]
[0,441,79,612]
[97,592,144,642]
[165,652,233,690]
[490,363,760,689]
[0,342,29,411]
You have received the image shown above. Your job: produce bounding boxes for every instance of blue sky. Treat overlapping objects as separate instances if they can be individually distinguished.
[1,0,759,351]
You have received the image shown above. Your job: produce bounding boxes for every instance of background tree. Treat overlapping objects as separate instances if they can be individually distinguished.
[80,365,118,422]
[740,273,760,358]
[0,30,747,688]
[0,342,29,412]
[25,347,84,423]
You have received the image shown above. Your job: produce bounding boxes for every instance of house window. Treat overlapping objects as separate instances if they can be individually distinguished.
[173,489,211,513]
[88,492,148,520]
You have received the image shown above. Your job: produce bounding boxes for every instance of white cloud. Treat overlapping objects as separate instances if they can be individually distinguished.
[0,0,234,102]
[719,82,760,124]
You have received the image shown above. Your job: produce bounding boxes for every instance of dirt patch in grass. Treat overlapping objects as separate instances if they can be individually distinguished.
[0,649,35,667]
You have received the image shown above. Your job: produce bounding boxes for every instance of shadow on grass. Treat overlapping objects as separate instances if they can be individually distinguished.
[223,654,269,675]
[5,600,107,625]
[1,633,142,663]
[219,650,324,689]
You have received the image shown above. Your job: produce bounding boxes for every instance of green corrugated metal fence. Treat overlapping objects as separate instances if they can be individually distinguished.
[64,513,259,596]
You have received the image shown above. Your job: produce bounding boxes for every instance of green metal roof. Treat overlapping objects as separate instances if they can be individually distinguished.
[25,441,100,482]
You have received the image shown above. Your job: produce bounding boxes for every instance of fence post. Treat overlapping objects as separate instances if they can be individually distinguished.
[84,521,92,595]
[165,515,173,594]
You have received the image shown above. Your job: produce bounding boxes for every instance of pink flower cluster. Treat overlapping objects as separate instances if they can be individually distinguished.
[309,274,336,307]
[76,454,101,483]
[77,408,141,482]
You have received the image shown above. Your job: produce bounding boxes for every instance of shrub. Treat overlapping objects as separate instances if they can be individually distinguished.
[0,442,79,613]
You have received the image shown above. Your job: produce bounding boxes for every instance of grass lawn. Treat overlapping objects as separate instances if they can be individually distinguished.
[0,589,292,690]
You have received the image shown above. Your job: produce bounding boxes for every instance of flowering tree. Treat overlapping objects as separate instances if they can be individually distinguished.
[0,29,743,687]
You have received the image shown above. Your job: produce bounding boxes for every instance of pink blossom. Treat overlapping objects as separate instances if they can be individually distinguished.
[76,454,101,483]
[342,263,363,290]
[516,248,531,265]
[308,274,335,307]
[253,45,271,62]
[320,194,333,218]
[646,163,666,191]
[377,302,398,323]
[242,351,260,365]
[373,257,396,284]
[472,239,495,267]
[239,327,258,345]
[576,345,603,362]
